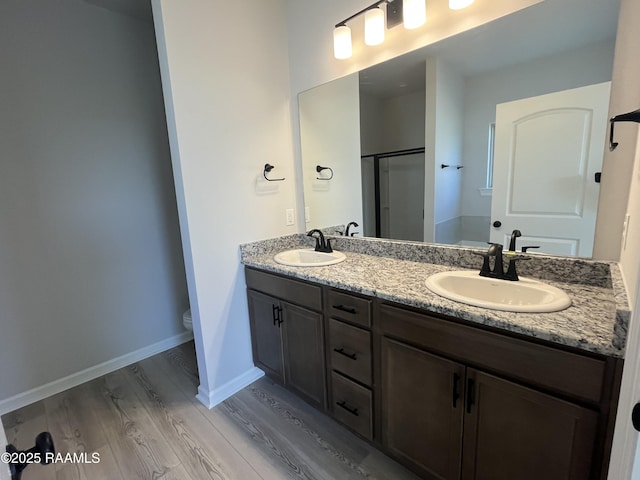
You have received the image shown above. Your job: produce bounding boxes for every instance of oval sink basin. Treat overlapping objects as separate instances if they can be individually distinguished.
[274,248,346,267]
[425,270,571,313]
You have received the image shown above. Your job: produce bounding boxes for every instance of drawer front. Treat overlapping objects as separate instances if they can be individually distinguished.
[379,303,606,404]
[330,372,373,440]
[327,289,372,327]
[245,268,322,311]
[329,319,372,386]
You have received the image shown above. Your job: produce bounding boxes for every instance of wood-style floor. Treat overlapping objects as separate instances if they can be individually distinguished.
[2,342,419,480]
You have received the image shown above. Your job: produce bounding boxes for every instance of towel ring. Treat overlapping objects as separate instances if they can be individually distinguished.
[316,165,334,180]
[264,163,285,181]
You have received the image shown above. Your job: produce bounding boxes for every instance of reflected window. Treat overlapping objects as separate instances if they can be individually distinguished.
[487,122,495,189]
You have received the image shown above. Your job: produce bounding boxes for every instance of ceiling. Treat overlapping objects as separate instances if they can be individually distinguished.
[360,0,620,98]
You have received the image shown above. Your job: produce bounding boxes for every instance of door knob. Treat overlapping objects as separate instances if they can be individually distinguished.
[493,221,502,228]
[632,403,640,431]
[5,431,55,480]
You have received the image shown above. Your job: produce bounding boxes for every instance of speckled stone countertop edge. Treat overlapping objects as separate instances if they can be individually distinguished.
[239,235,630,358]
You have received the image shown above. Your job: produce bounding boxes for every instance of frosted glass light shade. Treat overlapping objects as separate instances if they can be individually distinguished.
[333,25,352,59]
[449,0,474,9]
[364,7,385,46]
[403,0,426,29]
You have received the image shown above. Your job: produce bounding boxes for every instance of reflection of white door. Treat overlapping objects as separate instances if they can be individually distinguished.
[490,82,611,256]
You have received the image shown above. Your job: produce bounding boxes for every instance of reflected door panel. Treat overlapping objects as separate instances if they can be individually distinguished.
[490,82,611,257]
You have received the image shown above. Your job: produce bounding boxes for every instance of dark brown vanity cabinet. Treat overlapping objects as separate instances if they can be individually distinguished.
[326,289,374,440]
[378,303,619,480]
[246,269,326,408]
[381,337,599,480]
[245,268,621,480]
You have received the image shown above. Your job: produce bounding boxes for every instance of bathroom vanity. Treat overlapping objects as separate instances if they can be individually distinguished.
[241,235,629,480]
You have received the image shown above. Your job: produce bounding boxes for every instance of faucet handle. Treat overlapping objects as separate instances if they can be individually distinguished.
[324,238,334,253]
[487,242,503,255]
[472,251,492,277]
[504,255,531,281]
[521,245,540,253]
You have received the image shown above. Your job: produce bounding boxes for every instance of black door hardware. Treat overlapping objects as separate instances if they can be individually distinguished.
[493,220,502,228]
[5,432,55,480]
[333,347,357,360]
[336,401,359,416]
[609,109,640,151]
[632,403,640,431]
[272,304,283,326]
[466,378,475,414]
[595,172,602,183]
[332,304,357,314]
[452,373,461,408]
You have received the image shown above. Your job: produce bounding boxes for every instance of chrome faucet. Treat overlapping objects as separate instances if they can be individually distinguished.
[307,229,333,253]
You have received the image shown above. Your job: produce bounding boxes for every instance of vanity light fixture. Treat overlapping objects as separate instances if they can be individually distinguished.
[403,0,426,29]
[334,0,427,60]
[334,0,474,59]
[365,7,385,45]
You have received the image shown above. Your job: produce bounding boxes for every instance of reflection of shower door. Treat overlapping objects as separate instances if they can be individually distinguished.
[381,155,425,241]
[362,148,425,241]
[490,82,610,257]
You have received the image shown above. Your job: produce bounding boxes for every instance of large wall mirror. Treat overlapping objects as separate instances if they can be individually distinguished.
[299,0,620,257]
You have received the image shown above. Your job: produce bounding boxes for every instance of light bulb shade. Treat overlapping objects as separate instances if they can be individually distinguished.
[403,0,426,29]
[449,0,474,9]
[364,7,385,46]
[333,25,352,59]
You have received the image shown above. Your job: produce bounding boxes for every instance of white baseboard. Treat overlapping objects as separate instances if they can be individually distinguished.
[0,331,194,416]
[196,367,264,409]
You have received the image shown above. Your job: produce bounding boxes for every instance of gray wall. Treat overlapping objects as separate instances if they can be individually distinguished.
[0,0,188,401]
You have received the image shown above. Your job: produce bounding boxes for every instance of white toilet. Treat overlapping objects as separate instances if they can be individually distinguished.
[182,309,193,331]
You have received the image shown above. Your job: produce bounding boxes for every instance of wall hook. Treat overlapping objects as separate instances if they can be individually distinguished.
[609,109,640,151]
[263,163,285,181]
[316,165,334,180]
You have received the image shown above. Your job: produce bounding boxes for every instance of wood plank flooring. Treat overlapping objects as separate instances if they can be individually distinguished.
[2,342,419,480]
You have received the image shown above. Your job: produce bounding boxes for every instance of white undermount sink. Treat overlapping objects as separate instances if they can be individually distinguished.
[274,248,346,267]
[425,270,572,313]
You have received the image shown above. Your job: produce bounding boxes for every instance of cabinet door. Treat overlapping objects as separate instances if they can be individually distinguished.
[462,369,598,480]
[381,337,465,480]
[247,290,284,383]
[282,302,326,408]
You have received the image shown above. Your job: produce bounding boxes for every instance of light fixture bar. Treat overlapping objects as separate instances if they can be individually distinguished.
[335,0,389,28]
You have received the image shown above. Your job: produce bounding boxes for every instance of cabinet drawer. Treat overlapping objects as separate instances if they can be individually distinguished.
[245,268,322,311]
[330,372,373,440]
[327,290,372,327]
[328,319,372,386]
[379,303,607,404]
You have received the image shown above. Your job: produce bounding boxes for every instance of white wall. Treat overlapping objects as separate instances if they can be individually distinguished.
[601,0,640,476]
[614,0,640,301]
[0,0,188,408]
[152,0,296,406]
[299,74,363,230]
[460,40,615,218]
[433,58,464,228]
[594,0,640,262]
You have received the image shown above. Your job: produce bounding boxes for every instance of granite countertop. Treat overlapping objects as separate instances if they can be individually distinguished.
[240,234,631,358]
